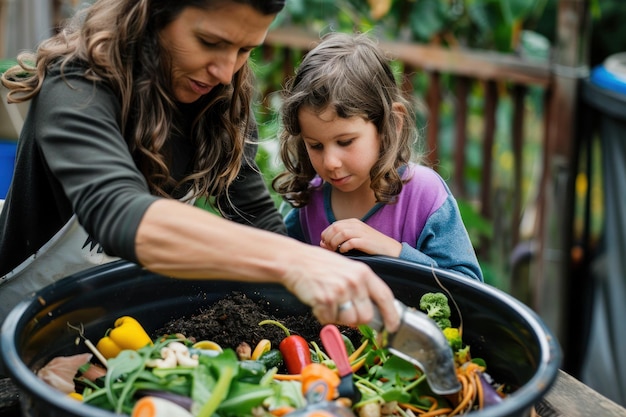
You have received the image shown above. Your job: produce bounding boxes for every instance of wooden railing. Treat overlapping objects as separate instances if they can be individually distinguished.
[259,1,591,367]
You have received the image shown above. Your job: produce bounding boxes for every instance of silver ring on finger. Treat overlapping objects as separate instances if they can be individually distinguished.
[338,300,354,312]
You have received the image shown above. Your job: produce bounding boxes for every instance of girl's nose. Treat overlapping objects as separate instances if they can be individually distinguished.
[323,150,342,170]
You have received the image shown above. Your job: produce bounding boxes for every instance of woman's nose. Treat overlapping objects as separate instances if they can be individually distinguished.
[208,52,238,85]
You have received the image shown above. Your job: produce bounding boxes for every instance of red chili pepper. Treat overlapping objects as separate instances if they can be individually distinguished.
[259,319,311,374]
[280,334,312,374]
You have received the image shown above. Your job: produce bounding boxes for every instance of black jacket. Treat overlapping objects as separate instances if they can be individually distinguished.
[0,65,285,276]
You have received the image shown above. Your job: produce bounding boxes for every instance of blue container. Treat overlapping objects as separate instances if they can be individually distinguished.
[590,52,626,96]
[0,140,17,199]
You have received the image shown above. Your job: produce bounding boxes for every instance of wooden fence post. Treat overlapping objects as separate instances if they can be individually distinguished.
[533,0,591,365]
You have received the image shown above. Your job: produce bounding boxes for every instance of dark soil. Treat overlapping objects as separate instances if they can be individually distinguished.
[155,292,361,353]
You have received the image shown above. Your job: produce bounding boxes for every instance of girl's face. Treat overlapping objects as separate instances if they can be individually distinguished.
[159,3,275,103]
[298,106,380,195]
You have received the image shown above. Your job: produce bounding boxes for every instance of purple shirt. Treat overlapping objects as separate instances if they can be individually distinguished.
[284,164,483,281]
[300,165,447,246]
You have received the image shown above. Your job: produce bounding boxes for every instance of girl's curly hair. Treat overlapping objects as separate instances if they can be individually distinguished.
[272,32,419,208]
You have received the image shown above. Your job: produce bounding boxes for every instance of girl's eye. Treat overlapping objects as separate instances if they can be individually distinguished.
[338,139,354,147]
[306,143,323,150]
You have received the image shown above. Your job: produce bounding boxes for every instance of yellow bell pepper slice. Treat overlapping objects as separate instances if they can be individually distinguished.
[95,316,153,359]
[251,339,271,360]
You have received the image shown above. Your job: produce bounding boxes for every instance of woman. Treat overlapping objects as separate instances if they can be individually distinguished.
[0,1,399,333]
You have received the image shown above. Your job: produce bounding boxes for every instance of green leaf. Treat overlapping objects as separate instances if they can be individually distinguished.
[192,361,216,405]
[377,355,421,381]
[381,387,411,403]
[263,380,306,410]
[218,381,275,415]
[196,363,235,417]
[104,350,143,409]
[502,0,537,22]
[409,0,447,41]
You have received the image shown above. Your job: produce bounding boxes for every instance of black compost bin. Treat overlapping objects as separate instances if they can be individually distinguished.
[0,257,561,417]
[577,54,626,406]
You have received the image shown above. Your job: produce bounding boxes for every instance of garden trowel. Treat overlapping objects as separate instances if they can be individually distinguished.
[369,299,461,395]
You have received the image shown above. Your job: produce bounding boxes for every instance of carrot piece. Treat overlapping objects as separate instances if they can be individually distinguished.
[475,371,484,409]
[421,408,454,416]
[270,406,296,416]
[398,402,427,414]
[301,363,340,400]
[131,396,193,417]
[350,357,367,373]
[449,374,474,416]
[347,340,369,363]
[401,394,454,417]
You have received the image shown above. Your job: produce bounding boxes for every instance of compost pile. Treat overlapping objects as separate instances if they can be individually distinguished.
[155,291,361,350]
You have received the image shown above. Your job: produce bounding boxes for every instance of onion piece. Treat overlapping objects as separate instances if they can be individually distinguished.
[37,353,93,394]
[135,390,194,411]
[479,372,504,407]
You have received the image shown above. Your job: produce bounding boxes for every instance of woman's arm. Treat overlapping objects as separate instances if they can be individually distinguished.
[135,198,401,330]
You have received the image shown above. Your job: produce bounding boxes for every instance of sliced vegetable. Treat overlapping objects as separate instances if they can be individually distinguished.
[257,349,284,369]
[96,316,153,359]
[68,392,83,401]
[259,320,311,374]
[478,371,504,408]
[191,340,223,352]
[131,396,193,417]
[252,339,272,360]
[37,353,93,394]
[135,390,194,411]
[301,363,340,401]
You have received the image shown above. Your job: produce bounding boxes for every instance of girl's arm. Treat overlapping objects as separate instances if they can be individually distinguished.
[403,197,484,282]
[283,208,306,241]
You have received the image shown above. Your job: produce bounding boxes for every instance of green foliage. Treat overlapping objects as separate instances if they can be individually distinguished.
[276,0,552,52]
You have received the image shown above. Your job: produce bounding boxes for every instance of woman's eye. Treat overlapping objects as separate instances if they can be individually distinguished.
[199,38,217,48]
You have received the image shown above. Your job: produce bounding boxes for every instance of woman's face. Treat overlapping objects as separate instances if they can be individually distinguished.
[159,3,275,103]
[298,106,381,196]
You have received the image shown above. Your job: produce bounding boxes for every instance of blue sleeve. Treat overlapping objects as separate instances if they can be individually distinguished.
[399,197,483,282]
[284,208,306,242]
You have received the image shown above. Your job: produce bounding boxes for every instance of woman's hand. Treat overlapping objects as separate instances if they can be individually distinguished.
[279,241,401,332]
[320,218,403,257]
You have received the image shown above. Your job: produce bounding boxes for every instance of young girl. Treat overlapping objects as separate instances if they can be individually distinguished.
[272,32,483,282]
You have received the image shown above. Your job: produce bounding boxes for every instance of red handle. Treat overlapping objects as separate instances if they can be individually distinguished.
[320,324,352,377]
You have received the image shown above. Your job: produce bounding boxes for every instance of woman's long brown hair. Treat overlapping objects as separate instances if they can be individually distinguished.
[1,0,284,209]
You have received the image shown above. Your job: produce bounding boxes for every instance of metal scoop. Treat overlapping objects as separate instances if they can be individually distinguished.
[369,299,461,395]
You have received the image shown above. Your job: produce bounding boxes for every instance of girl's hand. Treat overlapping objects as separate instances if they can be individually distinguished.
[320,218,403,257]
